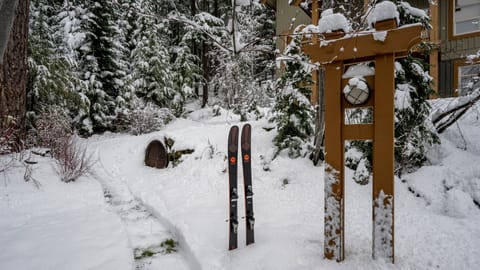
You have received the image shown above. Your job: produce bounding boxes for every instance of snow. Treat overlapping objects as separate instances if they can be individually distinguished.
[466,50,480,64]
[373,30,388,42]
[343,77,369,94]
[317,9,351,34]
[342,63,375,79]
[2,100,480,269]
[236,0,251,6]
[412,62,433,82]
[0,159,132,270]
[395,84,414,111]
[399,2,428,20]
[373,190,393,260]
[366,1,400,28]
[324,164,342,260]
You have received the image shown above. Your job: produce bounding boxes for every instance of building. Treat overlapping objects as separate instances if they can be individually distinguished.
[262,0,480,97]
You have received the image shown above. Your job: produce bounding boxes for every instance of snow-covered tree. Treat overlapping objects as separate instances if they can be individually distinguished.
[345,1,439,176]
[271,29,315,158]
[58,0,130,134]
[131,14,175,110]
[174,1,274,115]
[27,0,85,130]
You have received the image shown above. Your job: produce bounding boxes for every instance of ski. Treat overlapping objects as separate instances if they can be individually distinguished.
[227,125,239,250]
[241,124,255,245]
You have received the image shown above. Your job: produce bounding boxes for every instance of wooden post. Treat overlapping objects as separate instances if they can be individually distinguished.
[302,20,422,264]
[323,62,344,262]
[311,0,320,105]
[429,2,439,95]
[372,53,395,262]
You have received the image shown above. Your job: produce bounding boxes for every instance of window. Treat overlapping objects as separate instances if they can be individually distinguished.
[454,61,480,95]
[451,0,480,37]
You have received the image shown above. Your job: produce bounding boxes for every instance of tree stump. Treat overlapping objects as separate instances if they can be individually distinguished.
[145,140,168,169]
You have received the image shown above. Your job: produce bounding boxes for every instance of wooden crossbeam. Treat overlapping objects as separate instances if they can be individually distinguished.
[303,24,423,63]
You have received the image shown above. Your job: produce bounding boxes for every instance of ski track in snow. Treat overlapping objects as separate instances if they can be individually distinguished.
[93,148,197,270]
[88,117,327,270]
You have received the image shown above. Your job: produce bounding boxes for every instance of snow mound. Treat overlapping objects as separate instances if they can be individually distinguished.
[399,2,428,20]
[366,1,400,28]
[317,9,351,34]
[343,63,375,78]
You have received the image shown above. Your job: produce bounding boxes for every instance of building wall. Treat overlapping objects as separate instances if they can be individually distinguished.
[439,60,454,97]
[438,1,480,96]
[439,1,480,61]
[275,1,310,53]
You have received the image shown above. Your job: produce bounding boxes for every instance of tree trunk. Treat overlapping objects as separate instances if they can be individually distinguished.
[0,0,19,63]
[0,0,28,138]
[201,0,209,107]
[202,41,209,107]
[191,0,199,96]
[312,67,325,164]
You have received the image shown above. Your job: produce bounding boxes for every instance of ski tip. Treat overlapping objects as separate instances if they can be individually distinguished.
[241,124,251,150]
[242,123,251,131]
[228,126,239,151]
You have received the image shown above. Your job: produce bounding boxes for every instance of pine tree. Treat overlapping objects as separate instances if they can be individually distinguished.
[72,0,129,133]
[271,30,315,158]
[345,1,439,176]
[185,1,275,116]
[27,0,85,130]
[129,0,183,116]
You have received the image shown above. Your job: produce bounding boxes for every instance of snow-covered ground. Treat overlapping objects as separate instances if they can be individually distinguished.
[1,100,480,270]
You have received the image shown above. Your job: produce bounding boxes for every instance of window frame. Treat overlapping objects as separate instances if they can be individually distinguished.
[453,59,480,95]
[448,0,480,40]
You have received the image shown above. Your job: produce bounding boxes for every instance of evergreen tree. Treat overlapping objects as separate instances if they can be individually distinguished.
[345,1,439,177]
[270,30,315,158]
[71,0,130,133]
[130,0,188,116]
[182,1,275,115]
[27,0,85,130]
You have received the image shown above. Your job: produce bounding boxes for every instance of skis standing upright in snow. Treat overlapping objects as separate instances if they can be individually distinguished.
[227,125,239,250]
[241,124,255,245]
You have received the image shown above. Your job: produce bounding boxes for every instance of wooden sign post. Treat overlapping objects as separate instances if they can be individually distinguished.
[302,21,423,263]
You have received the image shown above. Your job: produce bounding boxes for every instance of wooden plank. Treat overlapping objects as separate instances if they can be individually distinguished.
[342,124,373,140]
[324,62,345,262]
[303,24,423,63]
[372,53,395,263]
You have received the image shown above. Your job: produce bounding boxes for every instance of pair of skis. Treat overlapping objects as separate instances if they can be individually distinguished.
[228,124,255,250]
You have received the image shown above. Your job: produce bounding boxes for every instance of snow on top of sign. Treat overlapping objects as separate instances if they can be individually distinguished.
[342,64,375,79]
[366,1,400,28]
[317,9,351,34]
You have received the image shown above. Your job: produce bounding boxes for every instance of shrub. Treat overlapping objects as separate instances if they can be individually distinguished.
[34,106,95,182]
[117,98,174,135]
[53,136,95,183]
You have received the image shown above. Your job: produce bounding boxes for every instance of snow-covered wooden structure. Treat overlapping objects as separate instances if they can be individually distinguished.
[301,9,423,262]
[262,1,480,98]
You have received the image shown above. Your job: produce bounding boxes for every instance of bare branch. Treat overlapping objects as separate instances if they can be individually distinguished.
[432,90,480,133]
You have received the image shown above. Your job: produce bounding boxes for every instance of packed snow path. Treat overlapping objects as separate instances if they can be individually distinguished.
[93,146,198,270]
